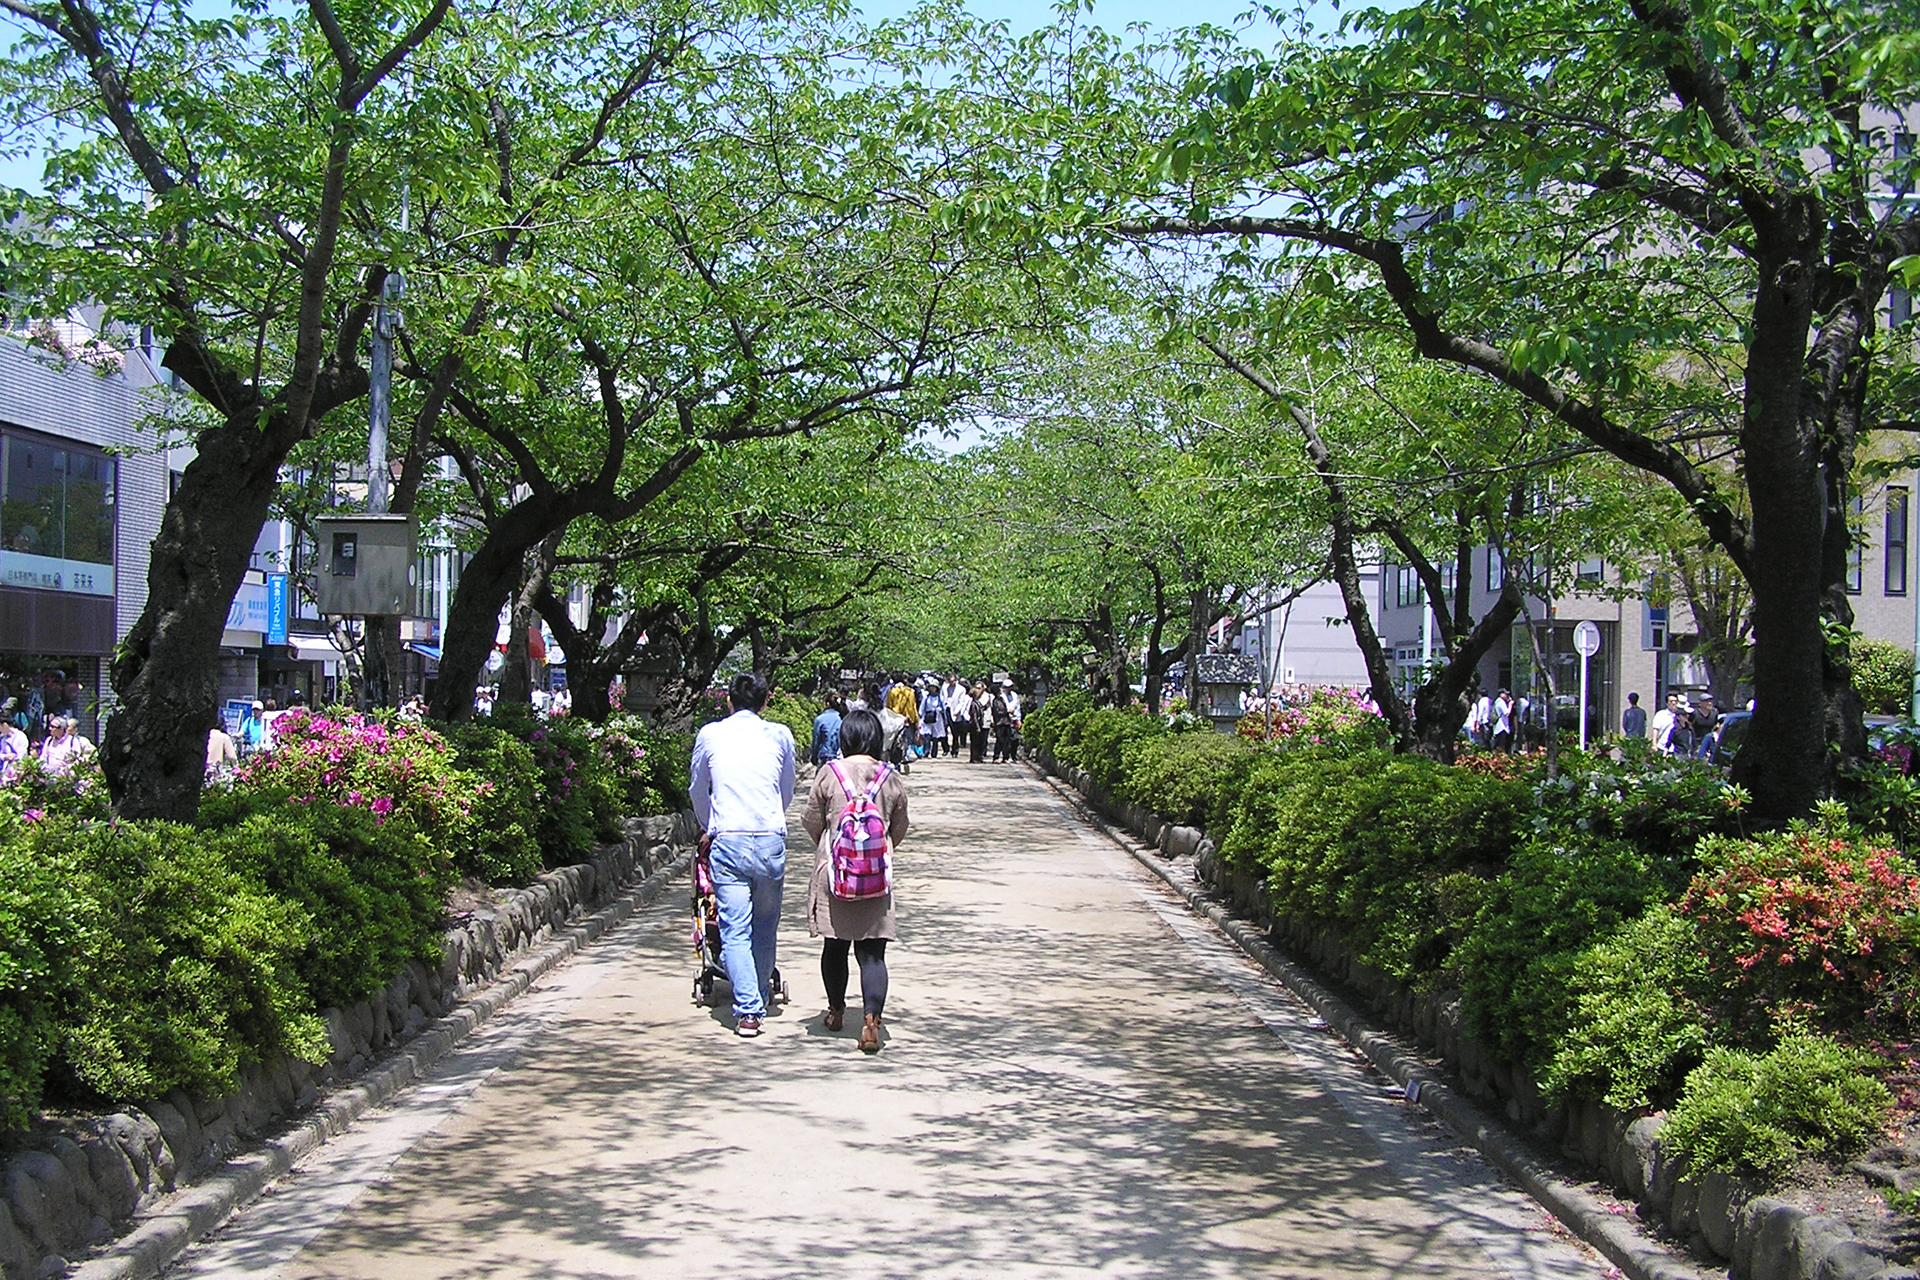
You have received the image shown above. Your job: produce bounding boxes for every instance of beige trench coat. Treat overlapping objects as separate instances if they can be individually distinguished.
[802,754,909,941]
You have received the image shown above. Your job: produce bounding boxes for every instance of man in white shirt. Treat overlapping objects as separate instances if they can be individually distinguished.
[1649,692,1683,755]
[943,675,972,757]
[689,672,797,1037]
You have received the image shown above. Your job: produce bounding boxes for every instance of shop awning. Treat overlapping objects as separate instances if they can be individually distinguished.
[406,643,442,663]
[289,636,347,662]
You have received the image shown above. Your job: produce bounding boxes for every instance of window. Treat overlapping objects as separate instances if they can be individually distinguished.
[0,430,116,595]
[1848,494,1865,594]
[1897,130,1915,160]
[1893,288,1914,330]
[1889,487,1910,596]
[1398,565,1422,607]
[1487,544,1504,585]
[1576,557,1604,587]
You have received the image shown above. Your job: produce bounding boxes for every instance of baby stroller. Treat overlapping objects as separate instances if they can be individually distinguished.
[878,707,911,775]
[690,845,789,1007]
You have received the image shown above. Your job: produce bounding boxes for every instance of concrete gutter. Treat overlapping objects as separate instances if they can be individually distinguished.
[71,850,693,1280]
[1033,766,1710,1280]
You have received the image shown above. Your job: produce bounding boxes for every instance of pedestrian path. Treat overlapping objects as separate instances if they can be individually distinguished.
[164,757,1611,1279]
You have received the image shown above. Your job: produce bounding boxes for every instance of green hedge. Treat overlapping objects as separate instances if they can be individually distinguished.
[0,705,685,1129]
[1046,712,1899,1182]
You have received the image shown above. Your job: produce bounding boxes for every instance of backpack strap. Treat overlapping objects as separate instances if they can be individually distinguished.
[863,762,891,802]
[827,759,855,801]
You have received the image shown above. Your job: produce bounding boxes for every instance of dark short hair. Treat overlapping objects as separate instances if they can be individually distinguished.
[839,708,884,759]
[1627,692,1639,703]
[728,672,769,713]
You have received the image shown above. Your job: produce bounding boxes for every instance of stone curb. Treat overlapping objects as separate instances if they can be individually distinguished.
[1031,765,1709,1280]
[68,849,694,1280]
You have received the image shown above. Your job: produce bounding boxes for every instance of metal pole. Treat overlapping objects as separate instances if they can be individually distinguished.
[1579,649,1590,750]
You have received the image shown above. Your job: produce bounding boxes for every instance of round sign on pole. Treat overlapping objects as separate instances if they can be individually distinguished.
[1573,620,1602,657]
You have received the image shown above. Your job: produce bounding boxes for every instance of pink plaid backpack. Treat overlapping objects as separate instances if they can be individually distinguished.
[826,760,893,900]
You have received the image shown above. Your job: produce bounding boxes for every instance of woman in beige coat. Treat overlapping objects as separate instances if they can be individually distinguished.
[801,708,909,1052]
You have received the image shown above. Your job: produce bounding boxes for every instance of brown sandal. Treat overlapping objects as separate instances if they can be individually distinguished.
[824,1007,844,1032]
[859,1014,882,1053]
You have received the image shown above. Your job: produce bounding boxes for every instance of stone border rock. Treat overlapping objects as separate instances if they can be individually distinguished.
[1031,756,1919,1280]
[1,811,699,1280]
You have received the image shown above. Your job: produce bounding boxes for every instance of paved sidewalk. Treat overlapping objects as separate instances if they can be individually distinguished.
[165,757,1609,1280]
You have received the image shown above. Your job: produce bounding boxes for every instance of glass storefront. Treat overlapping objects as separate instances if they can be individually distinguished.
[1,431,116,596]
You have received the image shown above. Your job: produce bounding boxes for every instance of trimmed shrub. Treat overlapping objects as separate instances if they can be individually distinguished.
[1853,639,1914,717]
[1541,905,1710,1109]
[1456,835,1669,1065]
[1023,688,1093,755]
[1055,707,1163,789]
[0,796,92,1127]
[1532,742,1746,877]
[221,805,452,1008]
[437,720,543,884]
[1663,1036,1892,1179]
[1221,750,1529,983]
[7,751,110,822]
[1117,732,1259,829]
[50,817,329,1106]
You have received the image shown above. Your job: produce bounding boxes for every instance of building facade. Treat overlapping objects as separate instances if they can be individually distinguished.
[0,326,169,738]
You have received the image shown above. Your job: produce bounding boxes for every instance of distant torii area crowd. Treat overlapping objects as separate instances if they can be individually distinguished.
[808,675,1024,769]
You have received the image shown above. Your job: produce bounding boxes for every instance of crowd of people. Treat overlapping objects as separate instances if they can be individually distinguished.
[1462,685,1738,758]
[810,673,1024,769]
[0,669,97,783]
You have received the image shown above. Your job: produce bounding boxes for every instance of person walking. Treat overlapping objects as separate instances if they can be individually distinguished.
[919,679,949,758]
[801,709,907,1053]
[885,678,919,759]
[1649,691,1681,755]
[990,682,1016,762]
[969,682,993,763]
[1491,689,1515,752]
[1622,692,1647,739]
[944,675,971,758]
[811,693,844,766]
[690,672,798,1038]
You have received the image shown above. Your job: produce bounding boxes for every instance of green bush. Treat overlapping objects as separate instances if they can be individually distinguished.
[1854,639,1914,716]
[1456,835,1669,1066]
[437,720,543,884]
[1663,1036,1892,1179]
[52,817,328,1106]
[221,805,452,1008]
[1023,688,1092,755]
[1541,906,1710,1109]
[1117,732,1259,829]
[0,798,93,1127]
[1532,743,1746,877]
[1220,750,1529,983]
[761,692,823,755]
[1055,707,1163,789]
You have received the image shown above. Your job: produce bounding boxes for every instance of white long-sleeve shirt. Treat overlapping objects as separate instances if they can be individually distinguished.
[690,710,796,836]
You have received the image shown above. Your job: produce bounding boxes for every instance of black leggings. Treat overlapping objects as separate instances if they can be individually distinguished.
[821,938,889,1018]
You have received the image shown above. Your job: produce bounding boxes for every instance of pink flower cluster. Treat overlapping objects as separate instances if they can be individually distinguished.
[234,709,478,831]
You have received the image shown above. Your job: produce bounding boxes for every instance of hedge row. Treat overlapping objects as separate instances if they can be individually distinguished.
[1027,695,1918,1182]
[0,708,688,1130]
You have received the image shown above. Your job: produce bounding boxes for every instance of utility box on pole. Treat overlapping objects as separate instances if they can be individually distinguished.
[312,514,417,617]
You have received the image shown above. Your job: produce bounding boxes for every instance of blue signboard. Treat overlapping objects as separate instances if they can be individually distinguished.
[266,573,289,646]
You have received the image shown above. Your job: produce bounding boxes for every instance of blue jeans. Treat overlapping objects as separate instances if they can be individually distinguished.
[709,833,786,1018]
